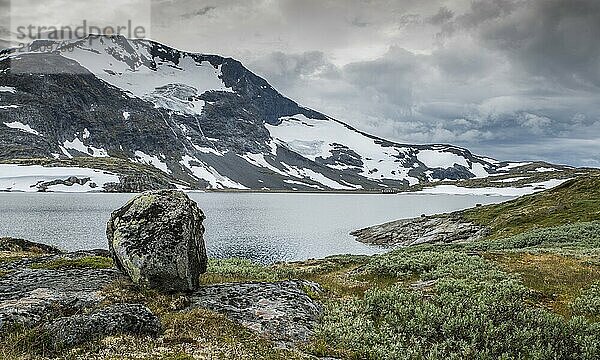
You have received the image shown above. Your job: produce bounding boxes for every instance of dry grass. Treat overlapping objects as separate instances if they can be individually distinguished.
[486,252,600,317]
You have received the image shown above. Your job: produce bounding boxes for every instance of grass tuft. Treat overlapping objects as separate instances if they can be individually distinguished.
[30,256,114,270]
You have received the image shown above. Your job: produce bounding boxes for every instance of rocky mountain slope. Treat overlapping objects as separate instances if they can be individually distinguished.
[0,35,558,192]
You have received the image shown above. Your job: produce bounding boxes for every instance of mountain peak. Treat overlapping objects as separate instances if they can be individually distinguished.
[0,37,510,192]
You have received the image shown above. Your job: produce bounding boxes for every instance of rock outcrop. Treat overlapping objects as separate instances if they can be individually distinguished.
[107,190,208,292]
[189,280,323,346]
[351,215,489,246]
[34,176,96,192]
[0,250,121,331]
[45,304,162,349]
[1,242,323,349]
[0,237,62,254]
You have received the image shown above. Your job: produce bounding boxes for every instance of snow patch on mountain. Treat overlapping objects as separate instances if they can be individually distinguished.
[497,162,533,172]
[63,138,109,157]
[278,161,356,190]
[415,149,490,178]
[300,169,356,190]
[134,151,170,174]
[4,121,40,136]
[534,167,559,173]
[240,153,288,177]
[0,86,16,94]
[192,144,222,156]
[58,37,233,115]
[180,155,247,189]
[284,179,323,190]
[416,150,467,169]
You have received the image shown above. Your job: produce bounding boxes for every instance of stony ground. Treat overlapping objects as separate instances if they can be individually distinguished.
[0,241,325,359]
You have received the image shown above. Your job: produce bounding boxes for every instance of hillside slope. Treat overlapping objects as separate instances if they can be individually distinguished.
[353,173,600,245]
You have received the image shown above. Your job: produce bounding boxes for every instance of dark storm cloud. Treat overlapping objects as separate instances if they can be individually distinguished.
[478,0,600,89]
[343,46,420,105]
[455,0,520,29]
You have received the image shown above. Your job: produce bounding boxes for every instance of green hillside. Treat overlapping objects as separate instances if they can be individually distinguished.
[463,174,600,239]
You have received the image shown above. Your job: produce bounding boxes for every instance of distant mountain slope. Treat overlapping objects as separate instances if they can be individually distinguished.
[0,35,546,192]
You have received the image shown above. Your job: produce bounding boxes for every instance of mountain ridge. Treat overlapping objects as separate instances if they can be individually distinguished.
[0,35,564,192]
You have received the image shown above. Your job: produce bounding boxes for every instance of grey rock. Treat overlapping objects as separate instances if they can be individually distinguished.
[34,176,94,192]
[1,240,322,349]
[107,190,208,292]
[0,237,62,254]
[104,173,178,193]
[189,280,323,346]
[0,251,121,331]
[45,303,161,349]
[352,215,489,246]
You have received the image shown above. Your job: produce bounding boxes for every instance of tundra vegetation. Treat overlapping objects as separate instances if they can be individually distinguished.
[1,176,600,359]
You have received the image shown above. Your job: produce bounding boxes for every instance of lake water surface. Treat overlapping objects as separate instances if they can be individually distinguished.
[0,192,511,264]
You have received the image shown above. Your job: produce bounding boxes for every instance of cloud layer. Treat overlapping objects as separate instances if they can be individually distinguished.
[232,1,599,166]
[5,0,600,166]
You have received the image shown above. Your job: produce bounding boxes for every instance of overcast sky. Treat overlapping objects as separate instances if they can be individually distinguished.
[3,0,600,166]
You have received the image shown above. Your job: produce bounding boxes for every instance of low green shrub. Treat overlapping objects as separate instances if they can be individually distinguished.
[316,281,600,359]
[203,258,284,282]
[467,221,600,252]
[312,246,600,359]
[572,282,600,320]
[362,248,510,284]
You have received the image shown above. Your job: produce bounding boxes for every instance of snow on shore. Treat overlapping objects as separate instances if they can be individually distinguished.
[0,165,119,192]
[415,179,571,197]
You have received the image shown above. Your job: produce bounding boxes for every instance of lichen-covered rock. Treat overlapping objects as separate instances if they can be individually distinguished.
[189,280,323,346]
[107,190,207,292]
[44,304,162,349]
[0,250,121,331]
[351,215,489,246]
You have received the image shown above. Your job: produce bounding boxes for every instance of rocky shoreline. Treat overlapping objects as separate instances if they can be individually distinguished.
[351,213,489,246]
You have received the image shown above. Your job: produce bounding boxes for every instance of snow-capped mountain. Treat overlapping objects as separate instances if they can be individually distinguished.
[0,35,507,191]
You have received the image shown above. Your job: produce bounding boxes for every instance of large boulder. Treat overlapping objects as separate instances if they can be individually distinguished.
[107,190,207,292]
